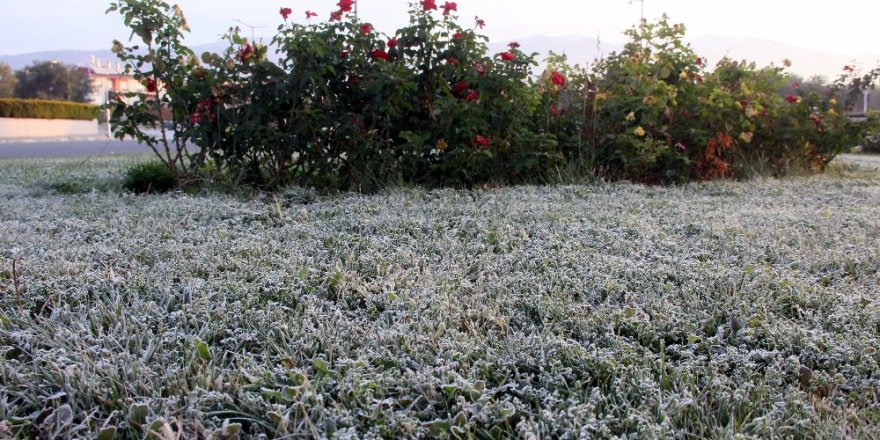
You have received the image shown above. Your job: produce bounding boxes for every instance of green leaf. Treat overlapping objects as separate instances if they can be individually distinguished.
[194,338,212,361]
[312,358,331,375]
[97,426,117,440]
[129,403,149,427]
[424,420,451,435]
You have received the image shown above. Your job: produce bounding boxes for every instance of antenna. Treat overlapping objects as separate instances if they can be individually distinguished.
[629,0,645,21]
[233,19,267,42]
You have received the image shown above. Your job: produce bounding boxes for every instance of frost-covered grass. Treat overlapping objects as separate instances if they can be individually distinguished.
[1,155,879,439]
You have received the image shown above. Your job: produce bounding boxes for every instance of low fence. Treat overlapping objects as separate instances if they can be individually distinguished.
[0,117,100,139]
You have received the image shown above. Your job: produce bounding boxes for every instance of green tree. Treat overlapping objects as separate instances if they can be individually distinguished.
[14,61,93,102]
[0,62,16,97]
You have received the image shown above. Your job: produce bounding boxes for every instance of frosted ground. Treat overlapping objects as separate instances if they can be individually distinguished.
[1,156,878,438]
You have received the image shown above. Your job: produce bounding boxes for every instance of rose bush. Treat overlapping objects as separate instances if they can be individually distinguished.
[108,2,866,190]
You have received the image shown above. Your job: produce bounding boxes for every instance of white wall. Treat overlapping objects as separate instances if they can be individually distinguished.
[0,118,99,138]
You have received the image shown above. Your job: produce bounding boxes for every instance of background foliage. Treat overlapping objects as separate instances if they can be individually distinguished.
[13,61,94,103]
[0,98,100,120]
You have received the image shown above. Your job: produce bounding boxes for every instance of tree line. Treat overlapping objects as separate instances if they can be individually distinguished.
[0,61,93,103]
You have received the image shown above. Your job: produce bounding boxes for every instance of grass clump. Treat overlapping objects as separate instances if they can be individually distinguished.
[122,160,177,193]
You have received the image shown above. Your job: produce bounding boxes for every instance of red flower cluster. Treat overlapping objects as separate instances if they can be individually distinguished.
[305,10,318,19]
[500,51,515,62]
[279,7,292,20]
[785,95,799,103]
[238,43,254,63]
[475,16,485,29]
[189,98,214,125]
[551,71,566,86]
[371,49,390,61]
[473,134,489,147]
[442,2,457,16]
[337,0,355,12]
[421,0,437,11]
[387,37,398,48]
[360,24,373,34]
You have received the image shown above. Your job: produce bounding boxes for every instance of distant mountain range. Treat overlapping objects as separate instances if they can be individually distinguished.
[3,36,877,81]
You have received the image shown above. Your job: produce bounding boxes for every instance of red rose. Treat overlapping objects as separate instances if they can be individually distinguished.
[337,0,354,12]
[360,24,372,34]
[421,0,437,11]
[473,134,489,148]
[238,44,254,63]
[442,1,457,16]
[811,114,821,128]
[475,62,486,76]
[145,78,158,93]
[792,82,800,90]
[305,10,318,19]
[785,95,799,103]
[371,49,390,61]
[843,65,854,72]
[452,32,462,40]
[279,7,292,20]
[551,71,566,86]
[448,57,459,66]
[387,37,398,48]
[475,16,485,29]
[464,90,479,102]
[330,10,343,21]
[508,41,520,49]
[453,81,469,96]
[695,57,703,66]
[189,112,201,124]
[500,51,515,62]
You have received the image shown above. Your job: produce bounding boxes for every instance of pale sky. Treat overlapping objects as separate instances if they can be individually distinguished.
[1,0,877,56]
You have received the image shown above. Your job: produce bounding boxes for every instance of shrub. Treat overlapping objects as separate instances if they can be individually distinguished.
[123,160,177,193]
[108,2,867,190]
[0,98,99,120]
[536,17,861,183]
[858,113,880,153]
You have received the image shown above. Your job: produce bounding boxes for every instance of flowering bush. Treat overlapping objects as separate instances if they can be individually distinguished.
[107,1,209,187]
[536,17,860,183]
[108,3,865,190]
[109,0,562,190]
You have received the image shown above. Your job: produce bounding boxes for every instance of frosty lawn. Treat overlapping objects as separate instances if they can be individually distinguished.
[1,156,878,438]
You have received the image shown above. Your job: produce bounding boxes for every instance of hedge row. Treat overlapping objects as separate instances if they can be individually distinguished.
[0,98,100,121]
